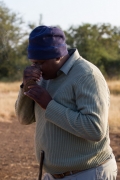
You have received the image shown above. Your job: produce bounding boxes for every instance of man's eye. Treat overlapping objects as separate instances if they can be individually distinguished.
[31,61,45,66]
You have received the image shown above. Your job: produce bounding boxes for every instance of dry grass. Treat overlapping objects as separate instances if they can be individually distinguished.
[107,80,120,132]
[0,82,21,92]
[0,92,18,122]
[0,82,20,122]
[0,80,120,132]
[109,94,120,132]
[107,79,120,95]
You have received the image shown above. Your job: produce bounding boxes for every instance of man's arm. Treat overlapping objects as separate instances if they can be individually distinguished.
[45,73,110,142]
[15,65,41,124]
[15,86,35,125]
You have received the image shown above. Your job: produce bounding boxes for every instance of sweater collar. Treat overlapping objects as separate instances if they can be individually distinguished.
[59,48,81,75]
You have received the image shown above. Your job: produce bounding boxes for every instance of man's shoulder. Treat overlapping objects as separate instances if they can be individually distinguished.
[68,57,105,85]
[71,57,93,76]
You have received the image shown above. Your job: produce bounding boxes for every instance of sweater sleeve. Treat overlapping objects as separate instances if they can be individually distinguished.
[15,87,35,125]
[45,73,110,142]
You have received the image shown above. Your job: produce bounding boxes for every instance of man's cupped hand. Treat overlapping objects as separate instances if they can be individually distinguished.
[24,84,52,109]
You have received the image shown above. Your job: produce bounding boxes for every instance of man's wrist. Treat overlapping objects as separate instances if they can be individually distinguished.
[20,83,24,88]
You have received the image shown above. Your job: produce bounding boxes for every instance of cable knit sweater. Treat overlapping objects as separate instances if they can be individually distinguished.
[15,49,112,174]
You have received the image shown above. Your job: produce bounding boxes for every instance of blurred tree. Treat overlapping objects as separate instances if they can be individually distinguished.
[0,1,29,80]
[0,1,120,80]
[64,23,120,77]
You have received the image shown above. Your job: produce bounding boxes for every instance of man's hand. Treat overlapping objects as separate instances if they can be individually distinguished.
[23,65,42,92]
[24,84,52,109]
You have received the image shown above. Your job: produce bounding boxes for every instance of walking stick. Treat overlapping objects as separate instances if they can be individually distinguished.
[38,150,44,180]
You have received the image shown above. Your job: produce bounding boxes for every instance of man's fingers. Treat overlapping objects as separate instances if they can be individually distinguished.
[24,66,42,76]
[24,89,34,95]
[24,85,52,109]
[24,86,44,99]
[25,86,42,94]
[28,85,44,94]
[25,76,41,83]
[28,84,37,89]
[23,66,42,87]
[24,72,41,79]
[24,88,42,103]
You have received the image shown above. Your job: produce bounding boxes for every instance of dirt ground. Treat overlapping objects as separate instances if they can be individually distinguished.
[0,118,120,180]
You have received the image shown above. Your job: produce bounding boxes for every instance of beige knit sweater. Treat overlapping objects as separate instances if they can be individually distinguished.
[15,49,112,174]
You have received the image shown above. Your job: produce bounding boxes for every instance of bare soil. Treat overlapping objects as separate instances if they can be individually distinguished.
[0,119,120,180]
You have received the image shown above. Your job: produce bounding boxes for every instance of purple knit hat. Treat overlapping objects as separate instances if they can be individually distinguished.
[27,25,68,60]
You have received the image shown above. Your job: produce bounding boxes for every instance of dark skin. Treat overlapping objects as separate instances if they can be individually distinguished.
[23,65,42,86]
[23,54,70,109]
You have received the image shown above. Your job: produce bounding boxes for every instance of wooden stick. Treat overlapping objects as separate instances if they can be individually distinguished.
[38,150,44,180]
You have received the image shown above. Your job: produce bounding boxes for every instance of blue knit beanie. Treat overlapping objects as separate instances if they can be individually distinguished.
[28,25,68,60]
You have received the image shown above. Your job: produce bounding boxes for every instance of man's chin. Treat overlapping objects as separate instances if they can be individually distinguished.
[42,74,56,80]
[42,75,49,80]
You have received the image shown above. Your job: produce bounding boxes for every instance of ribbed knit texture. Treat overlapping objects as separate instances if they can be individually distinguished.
[15,49,112,174]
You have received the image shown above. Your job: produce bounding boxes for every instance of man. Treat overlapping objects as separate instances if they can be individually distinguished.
[15,25,117,180]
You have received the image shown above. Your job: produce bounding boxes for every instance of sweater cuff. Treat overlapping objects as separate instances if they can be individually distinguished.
[20,83,24,88]
[18,85,25,98]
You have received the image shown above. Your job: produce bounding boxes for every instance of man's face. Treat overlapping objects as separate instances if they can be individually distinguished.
[30,58,61,80]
